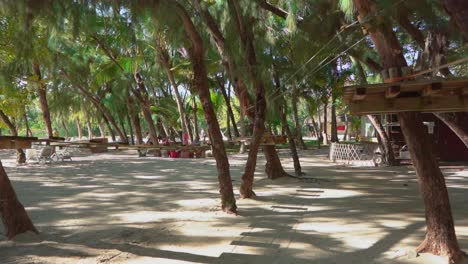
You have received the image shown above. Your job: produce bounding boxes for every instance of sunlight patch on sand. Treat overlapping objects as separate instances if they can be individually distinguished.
[112,211,218,223]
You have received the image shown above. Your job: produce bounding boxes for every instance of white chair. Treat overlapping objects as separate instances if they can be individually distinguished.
[38,147,54,163]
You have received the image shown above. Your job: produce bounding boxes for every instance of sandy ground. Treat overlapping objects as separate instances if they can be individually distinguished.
[0,147,467,264]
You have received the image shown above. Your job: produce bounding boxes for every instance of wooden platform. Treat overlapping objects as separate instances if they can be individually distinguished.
[0,136,38,149]
[343,79,468,115]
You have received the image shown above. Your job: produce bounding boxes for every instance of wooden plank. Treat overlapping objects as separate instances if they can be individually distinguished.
[422,82,442,97]
[349,94,468,115]
[353,87,367,101]
[385,85,400,99]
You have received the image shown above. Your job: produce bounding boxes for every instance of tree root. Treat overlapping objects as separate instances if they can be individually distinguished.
[415,238,466,264]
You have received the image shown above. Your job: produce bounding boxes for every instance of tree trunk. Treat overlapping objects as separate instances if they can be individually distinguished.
[102,114,116,142]
[227,0,267,199]
[192,97,199,141]
[176,1,237,213]
[367,115,398,166]
[132,113,143,145]
[434,113,468,149]
[343,114,349,141]
[76,118,82,139]
[440,0,468,41]
[33,64,53,138]
[61,119,69,138]
[0,161,38,239]
[353,0,463,261]
[263,145,289,179]
[280,102,302,176]
[292,91,307,149]
[86,120,93,139]
[141,106,159,145]
[399,112,463,263]
[98,123,106,138]
[330,95,339,143]
[239,110,247,154]
[322,101,329,145]
[23,109,33,137]
[126,112,135,145]
[157,42,192,143]
[218,77,240,138]
[61,69,127,143]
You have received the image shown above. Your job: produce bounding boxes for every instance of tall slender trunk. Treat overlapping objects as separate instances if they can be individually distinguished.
[126,112,135,145]
[61,69,127,143]
[353,56,397,164]
[322,101,329,145]
[61,119,69,138]
[280,102,302,176]
[330,94,339,143]
[239,110,247,154]
[119,116,127,143]
[227,0,268,199]
[86,120,93,139]
[273,69,302,176]
[292,90,307,149]
[98,123,105,138]
[76,118,82,139]
[367,115,398,165]
[176,1,236,213]
[343,114,349,141]
[23,109,33,137]
[156,42,192,143]
[102,113,116,142]
[157,118,167,138]
[218,77,240,138]
[132,113,143,145]
[33,64,53,137]
[192,97,199,141]
[354,0,463,261]
[0,161,38,239]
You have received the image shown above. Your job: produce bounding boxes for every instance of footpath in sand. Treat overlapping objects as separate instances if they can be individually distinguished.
[0,148,467,264]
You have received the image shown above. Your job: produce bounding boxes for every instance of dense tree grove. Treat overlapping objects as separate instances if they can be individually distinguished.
[0,0,467,262]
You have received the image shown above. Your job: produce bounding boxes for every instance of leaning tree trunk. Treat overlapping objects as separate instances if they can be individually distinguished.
[280,102,302,176]
[367,115,398,166]
[61,119,69,138]
[176,1,237,213]
[434,113,468,149]
[399,112,463,262]
[98,122,106,138]
[0,161,38,239]
[353,0,464,261]
[33,64,53,138]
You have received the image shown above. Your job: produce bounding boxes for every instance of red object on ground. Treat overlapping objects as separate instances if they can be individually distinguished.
[169,150,179,158]
[337,125,346,131]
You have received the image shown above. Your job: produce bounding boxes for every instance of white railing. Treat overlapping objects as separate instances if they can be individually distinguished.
[329,142,380,166]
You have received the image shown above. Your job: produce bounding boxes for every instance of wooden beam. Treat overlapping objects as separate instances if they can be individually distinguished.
[353,87,367,101]
[422,82,442,97]
[349,94,468,115]
[385,85,400,98]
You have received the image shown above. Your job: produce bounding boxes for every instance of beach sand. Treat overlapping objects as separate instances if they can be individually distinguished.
[0,148,467,264]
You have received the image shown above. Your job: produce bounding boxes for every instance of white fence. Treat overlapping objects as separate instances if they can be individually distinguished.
[329,142,380,166]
